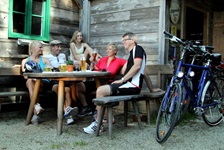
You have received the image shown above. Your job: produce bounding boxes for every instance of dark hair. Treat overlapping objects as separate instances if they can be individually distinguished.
[122,32,135,38]
[122,32,137,44]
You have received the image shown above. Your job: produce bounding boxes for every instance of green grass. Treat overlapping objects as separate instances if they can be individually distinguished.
[149,111,197,126]
[50,142,69,149]
[73,141,88,147]
[50,141,88,149]
[178,112,197,125]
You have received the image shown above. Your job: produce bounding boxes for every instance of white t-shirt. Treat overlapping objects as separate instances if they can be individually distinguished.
[44,53,66,68]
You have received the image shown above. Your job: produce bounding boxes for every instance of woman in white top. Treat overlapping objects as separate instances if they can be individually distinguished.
[69,30,101,62]
[70,31,97,116]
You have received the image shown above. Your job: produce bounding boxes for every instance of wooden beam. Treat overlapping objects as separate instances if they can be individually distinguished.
[0,68,21,76]
[80,0,90,43]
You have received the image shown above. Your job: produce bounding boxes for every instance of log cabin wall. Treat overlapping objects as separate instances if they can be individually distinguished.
[88,0,165,64]
[0,0,80,68]
[49,0,80,57]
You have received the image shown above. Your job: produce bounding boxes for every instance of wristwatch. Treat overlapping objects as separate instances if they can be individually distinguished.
[121,77,125,83]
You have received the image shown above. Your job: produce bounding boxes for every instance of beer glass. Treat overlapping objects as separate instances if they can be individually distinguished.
[90,49,98,70]
[80,55,86,71]
[92,49,98,62]
[44,64,52,72]
[58,63,67,72]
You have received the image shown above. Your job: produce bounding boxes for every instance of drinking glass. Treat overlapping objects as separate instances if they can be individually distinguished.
[80,59,86,71]
[79,54,86,71]
[44,64,52,72]
[58,63,67,72]
[75,63,80,71]
[92,49,98,62]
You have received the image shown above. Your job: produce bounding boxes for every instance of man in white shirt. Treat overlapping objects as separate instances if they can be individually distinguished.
[44,40,67,68]
[44,40,78,125]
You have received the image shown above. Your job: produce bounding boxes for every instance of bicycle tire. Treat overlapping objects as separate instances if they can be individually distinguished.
[201,77,223,126]
[156,82,182,143]
[176,78,192,125]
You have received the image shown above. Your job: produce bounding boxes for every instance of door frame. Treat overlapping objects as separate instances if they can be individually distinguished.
[181,0,210,45]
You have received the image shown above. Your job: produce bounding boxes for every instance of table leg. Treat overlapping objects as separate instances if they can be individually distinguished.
[26,79,41,125]
[57,80,65,135]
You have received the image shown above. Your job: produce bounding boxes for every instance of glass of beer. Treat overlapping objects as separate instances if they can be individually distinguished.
[80,56,86,71]
[58,63,67,72]
[92,49,98,62]
[44,64,52,72]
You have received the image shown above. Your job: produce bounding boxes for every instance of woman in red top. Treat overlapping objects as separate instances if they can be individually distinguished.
[93,43,126,80]
[78,43,126,116]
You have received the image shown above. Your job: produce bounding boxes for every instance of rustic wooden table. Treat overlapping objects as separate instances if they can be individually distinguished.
[23,71,110,135]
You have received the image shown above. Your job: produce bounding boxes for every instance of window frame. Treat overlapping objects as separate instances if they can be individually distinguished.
[8,0,51,41]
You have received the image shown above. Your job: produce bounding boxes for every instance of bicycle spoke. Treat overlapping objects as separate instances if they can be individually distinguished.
[156,83,182,143]
[202,79,223,126]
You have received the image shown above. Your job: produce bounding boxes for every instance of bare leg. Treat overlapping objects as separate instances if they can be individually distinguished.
[83,84,111,134]
[26,79,35,100]
[95,85,110,121]
[64,87,72,109]
[76,82,88,107]
[144,68,163,92]
[84,49,92,60]
[52,84,70,112]
[26,79,37,115]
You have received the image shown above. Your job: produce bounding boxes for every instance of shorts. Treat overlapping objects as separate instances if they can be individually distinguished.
[110,83,141,96]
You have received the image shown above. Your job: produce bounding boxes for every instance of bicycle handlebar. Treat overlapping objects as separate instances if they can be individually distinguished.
[163,31,174,38]
[164,31,185,45]
[164,31,214,56]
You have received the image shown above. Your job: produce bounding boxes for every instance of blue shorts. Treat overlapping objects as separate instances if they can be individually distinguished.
[109,83,141,96]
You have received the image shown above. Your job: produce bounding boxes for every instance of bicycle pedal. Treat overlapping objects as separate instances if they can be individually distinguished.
[194,107,204,115]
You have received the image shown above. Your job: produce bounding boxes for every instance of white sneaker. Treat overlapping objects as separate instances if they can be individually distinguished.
[35,103,44,115]
[31,115,40,125]
[67,117,75,125]
[83,121,98,134]
[64,106,78,119]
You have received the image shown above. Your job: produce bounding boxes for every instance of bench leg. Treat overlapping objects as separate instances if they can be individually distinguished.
[108,107,113,140]
[96,106,105,136]
[124,101,128,127]
[146,100,150,124]
[155,98,161,107]
[132,101,143,129]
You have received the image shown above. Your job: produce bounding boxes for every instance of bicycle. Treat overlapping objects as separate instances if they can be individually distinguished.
[156,31,223,143]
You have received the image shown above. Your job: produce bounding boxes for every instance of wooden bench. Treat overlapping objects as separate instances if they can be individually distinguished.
[92,94,143,139]
[140,64,173,124]
[0,67,29,111]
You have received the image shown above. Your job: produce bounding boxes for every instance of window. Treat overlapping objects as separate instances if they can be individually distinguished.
[8,0,51,41]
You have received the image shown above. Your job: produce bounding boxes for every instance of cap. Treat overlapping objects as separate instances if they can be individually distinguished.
[50,40,62,46]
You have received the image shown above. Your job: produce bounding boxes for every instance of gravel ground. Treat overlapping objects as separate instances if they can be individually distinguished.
[0,108,224,150]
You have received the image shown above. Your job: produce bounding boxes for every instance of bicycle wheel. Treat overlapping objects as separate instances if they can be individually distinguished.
[201,77,223,126]
[176,78,192,125]
[156,82,182,143]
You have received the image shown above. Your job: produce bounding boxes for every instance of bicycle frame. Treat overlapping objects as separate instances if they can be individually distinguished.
[162,44,221,114]
[177,53,221,114]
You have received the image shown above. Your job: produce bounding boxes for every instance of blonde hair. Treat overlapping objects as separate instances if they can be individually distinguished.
[70,30,85,44]
[29,41,41,55]
[107,43,118,55]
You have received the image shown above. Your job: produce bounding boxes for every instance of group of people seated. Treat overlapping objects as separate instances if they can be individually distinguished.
[21,31,162,134]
